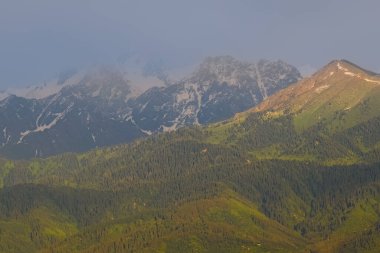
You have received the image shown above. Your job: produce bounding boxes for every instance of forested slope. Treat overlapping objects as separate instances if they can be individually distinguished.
[1,60,380,252]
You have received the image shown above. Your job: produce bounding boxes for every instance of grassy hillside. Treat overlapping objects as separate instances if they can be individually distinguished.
[36,189,307,253]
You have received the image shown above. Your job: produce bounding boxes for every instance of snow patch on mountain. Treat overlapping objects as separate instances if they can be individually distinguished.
[364,78,380,84]
[337,62,380,84]
[315,85,330,93]
[18,103,74,144]
[344,71,356,77]
[337,62,349,72]
[91,133,96,143]
[140,128,153,135]
[176,90,191,103]
[161,123,179,132]
[0,56,302,158]
[254,63,268,99]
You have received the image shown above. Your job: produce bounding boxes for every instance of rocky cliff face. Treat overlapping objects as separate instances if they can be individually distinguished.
[0,56,301,158]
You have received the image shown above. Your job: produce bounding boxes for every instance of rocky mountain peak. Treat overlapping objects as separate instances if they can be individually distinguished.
[309,59,380,87]
[188,55,247,84]
[253,59,380,118]
[188,56,301,89]
[0,56,302,158]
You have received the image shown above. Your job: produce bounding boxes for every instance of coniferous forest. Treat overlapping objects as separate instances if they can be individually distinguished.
[1,3,380,251]
[2,74,380,252]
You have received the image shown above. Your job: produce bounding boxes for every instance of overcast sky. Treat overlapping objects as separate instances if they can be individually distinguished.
[1,0,379,88]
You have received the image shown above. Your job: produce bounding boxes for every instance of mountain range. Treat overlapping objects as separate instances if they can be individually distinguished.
[0,59,380,252]
[0,56,301,158]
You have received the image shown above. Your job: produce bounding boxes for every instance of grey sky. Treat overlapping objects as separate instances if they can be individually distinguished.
[1,0,379,88]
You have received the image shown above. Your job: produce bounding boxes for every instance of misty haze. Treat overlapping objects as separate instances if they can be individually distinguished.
[0,1,380,252]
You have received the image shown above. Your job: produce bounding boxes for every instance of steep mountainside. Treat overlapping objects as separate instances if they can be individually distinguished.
[130,56,300,130]
[209,59,380,165]
[0,56,301,158]
[0,60,380,252]
[253,59,380,131]
[0,68,143,158]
